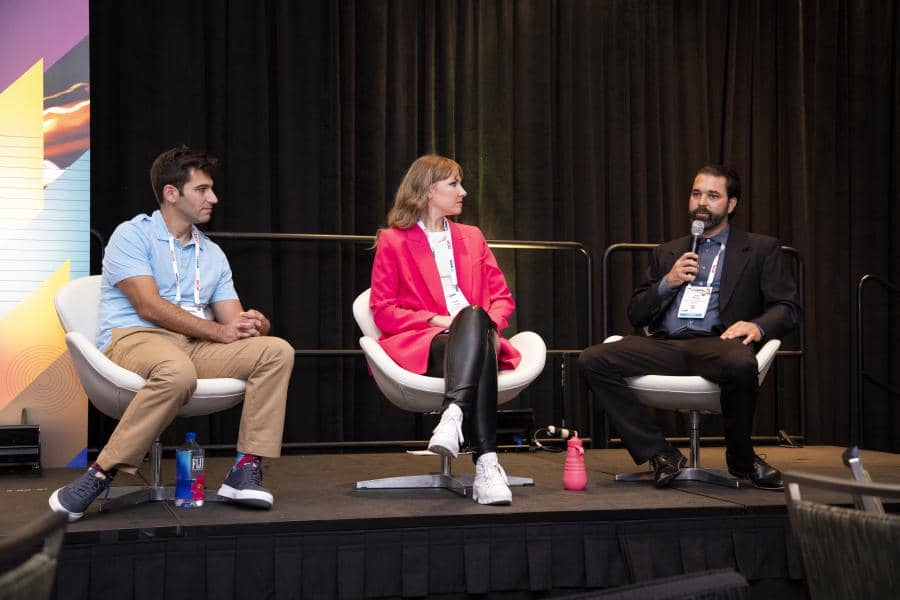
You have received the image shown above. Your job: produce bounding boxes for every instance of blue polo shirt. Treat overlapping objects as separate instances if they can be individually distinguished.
[96,210,238,351]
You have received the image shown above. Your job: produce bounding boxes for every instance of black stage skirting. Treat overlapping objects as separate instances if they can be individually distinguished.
[56,514,803,599]
[5,445,898,599]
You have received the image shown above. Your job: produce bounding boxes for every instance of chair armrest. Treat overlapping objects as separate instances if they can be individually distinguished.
[358,337,444,393]
[65,331,145,391]
[502,331,547,387]
[756,338,781,385]
[603,335,781,405]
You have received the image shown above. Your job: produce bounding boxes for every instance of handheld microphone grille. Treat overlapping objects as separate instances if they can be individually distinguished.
[690,219,705,253]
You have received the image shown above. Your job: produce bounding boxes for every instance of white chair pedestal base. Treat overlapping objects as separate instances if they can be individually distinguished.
[99,485,167,511]
[356,473,469,496]
[99,487,230,512]
[615,467,741,488]
[454,474,535,487]
[614,409,742,489]
[356,454,534,497]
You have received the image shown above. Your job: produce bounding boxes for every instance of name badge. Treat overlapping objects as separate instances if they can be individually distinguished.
[180,304,210,320]
[677,285,712,319]
[445,288,470,317]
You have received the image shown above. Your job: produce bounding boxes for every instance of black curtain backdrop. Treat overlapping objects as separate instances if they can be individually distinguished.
[88,0,899,453]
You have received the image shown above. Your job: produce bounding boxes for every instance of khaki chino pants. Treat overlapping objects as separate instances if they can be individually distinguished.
[96,327,294,473]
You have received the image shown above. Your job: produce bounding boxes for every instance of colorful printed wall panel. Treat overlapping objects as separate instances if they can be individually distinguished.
[0,0,89,468]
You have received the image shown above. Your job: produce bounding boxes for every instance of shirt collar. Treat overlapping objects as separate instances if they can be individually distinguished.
[703,223,730,247]
[416,217,449,234]
[151,209,203,249]
[150,210,170,241]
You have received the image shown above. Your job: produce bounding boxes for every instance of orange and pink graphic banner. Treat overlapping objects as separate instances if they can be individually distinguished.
[0,0,90,467]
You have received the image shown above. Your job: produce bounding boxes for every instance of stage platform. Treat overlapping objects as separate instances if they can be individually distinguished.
[4,445,899,599]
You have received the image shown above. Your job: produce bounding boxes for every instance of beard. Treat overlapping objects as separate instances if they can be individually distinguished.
[689,208,727,231]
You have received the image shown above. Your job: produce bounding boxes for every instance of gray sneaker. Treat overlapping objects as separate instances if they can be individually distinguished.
[217,459,273,509]
[48,466,111,522]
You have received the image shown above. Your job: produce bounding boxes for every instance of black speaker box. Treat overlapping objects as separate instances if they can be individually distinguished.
[0,425,41,474]
[496,408,535,448]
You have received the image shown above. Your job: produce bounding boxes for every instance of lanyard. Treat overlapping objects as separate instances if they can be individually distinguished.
[417,219,460,291]
[698,242,725,287]
[168,229,202,306]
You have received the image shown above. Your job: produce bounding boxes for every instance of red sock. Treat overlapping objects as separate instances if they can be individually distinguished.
[90,462,115,478]
[235,454,260,469]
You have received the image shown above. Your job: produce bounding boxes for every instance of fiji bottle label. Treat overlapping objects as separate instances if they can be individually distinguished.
[175,451,205,503]
[175,450,192,500]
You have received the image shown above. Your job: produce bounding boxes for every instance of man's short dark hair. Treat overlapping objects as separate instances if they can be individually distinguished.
[696,164,741,201]
[150,145,218,205]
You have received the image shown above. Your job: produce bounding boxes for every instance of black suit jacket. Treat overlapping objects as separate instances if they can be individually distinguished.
[627,226,801,341]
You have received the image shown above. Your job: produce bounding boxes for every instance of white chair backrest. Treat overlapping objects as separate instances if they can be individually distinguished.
[54,275,102,339]
[352,288,382,339]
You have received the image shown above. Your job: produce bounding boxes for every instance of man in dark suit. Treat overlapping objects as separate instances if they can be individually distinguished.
[578,164,801,490]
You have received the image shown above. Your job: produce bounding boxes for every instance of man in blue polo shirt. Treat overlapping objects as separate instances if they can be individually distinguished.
[50,145,294,521]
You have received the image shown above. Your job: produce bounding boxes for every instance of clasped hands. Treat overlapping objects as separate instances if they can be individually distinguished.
[666,252,761,345]
[218,309,270,343]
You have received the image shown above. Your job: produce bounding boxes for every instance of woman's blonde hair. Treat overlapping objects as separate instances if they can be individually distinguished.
[382,155,463,233]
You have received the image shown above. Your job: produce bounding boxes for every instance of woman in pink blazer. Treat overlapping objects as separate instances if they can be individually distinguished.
[370,155,522,505]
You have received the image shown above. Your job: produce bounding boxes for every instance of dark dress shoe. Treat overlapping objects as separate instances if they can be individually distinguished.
[650,449,687,488]
[728,455,783,490]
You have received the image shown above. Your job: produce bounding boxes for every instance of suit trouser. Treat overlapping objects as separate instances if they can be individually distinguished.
[577,335,759,471]
[97,327,294,473]
[426,306,498,460]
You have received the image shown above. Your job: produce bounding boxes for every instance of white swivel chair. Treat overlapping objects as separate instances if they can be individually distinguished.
[352,289,547,496]
[605,335,781,488]
[53,275,246,511]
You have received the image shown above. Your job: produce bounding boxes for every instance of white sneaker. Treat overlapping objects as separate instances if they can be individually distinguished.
[428,404,464,458]
[472,453,512,506]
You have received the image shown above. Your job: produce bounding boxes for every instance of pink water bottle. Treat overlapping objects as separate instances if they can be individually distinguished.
[563,433,587,491]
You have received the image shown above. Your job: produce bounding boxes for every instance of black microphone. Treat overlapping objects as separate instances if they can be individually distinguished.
[689,219,704,253]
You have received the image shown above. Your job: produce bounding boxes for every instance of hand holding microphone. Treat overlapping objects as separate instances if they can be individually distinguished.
[666,220,705,288]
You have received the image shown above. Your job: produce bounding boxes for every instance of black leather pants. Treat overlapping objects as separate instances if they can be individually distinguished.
[426,305,498,459]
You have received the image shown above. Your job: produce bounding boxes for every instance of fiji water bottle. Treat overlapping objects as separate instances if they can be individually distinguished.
[175,432,205,507]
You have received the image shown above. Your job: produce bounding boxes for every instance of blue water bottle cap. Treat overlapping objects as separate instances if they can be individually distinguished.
[186,432,197,441]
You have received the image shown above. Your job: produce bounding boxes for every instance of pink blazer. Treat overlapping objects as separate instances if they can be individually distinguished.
[370,222,522,375]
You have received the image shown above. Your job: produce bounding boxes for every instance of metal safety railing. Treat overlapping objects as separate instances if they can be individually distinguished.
[855,274,899,447]
[601,243,806,447]
[87,228,595,452]
[206,231,595,450]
